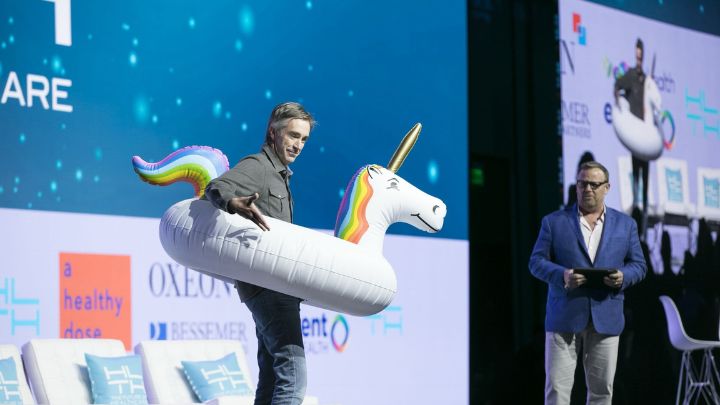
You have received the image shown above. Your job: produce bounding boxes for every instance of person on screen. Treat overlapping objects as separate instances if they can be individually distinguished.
[566,151,595,208]
[614,38,649,230]
[529,161,647,405]
[204,102,315,405]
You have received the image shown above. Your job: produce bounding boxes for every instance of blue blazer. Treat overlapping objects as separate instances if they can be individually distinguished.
[529,204,646,335]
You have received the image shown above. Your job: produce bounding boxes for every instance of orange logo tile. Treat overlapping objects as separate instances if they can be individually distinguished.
[59,253,131,349]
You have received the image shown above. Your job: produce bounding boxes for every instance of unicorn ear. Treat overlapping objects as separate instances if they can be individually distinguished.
[387,123,421,173]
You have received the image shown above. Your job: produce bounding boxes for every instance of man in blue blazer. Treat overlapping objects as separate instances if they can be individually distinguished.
[529,161,646,405]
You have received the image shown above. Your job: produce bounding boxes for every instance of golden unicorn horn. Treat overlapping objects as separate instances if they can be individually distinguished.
[387,123,422,173]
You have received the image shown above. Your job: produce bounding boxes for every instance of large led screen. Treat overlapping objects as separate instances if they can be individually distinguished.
[0,1,468,404]
[560,0,719,273]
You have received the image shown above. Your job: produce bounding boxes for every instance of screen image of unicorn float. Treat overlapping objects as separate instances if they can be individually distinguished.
[560,0,720,272]
[133,124,447,316]
[611,56,674,163]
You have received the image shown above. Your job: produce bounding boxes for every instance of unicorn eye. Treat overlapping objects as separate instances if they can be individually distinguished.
[386,180,399,190]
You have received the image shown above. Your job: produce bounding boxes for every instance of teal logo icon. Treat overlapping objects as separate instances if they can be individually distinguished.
[0,278,40,336]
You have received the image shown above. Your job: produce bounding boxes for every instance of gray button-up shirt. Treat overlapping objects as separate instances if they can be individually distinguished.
[203,144,294,300]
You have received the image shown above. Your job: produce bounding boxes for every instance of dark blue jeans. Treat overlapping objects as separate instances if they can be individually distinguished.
[244,288,306,405]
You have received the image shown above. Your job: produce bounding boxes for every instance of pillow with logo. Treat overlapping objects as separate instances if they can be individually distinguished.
[181,353,253,401]
[0,357,22,405]
[85,353,148,405]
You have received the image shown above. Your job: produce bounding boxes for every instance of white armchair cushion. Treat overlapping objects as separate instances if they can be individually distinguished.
[21,338,127,405]
[135,340,255,405]
[0,345,34,405]
[136,340,320,405]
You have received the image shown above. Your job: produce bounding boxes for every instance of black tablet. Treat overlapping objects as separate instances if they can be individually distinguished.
[573,268,618,288]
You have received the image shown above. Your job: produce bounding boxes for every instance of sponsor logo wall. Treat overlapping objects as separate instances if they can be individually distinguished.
[560,0,720,272]
[0,208,468,405]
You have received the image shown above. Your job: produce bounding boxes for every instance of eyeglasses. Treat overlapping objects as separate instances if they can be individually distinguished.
[576,180,608,191]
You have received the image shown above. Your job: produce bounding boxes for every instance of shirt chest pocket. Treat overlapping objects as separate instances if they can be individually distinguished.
[268,187,287,215]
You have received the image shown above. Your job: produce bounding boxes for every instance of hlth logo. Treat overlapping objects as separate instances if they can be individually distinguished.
[366,306,403,336]
[103,365,145,395]
[685,88,719,139]
[0,278,41,336]
[44,0,72,46]
[572,13,586,46]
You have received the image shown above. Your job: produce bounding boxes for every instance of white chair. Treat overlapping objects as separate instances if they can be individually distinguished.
[21,338,127,404]
[0,344,34,404]
[659,295,720,405]
[136,339,254,405]
[135,340,319,405]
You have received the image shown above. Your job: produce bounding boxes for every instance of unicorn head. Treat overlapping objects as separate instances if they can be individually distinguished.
[334,124,446,252]
[334,165,446,252]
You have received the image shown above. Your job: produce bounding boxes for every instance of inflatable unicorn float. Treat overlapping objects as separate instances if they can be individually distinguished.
[611,57,675,161]
[132,124,446,316]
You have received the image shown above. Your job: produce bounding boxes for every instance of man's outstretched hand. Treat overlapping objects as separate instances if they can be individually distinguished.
[228,193,270,231]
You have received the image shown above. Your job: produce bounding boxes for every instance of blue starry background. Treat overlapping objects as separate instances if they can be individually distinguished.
[0,0,467,239]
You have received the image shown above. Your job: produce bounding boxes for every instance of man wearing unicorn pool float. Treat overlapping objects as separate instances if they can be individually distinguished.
[203,102,315,405]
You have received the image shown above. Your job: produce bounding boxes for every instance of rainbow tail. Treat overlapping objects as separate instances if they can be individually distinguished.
[132,145,230,197]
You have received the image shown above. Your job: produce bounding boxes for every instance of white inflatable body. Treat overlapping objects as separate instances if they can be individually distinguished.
[612,76,664,161]
[159,165,446,316]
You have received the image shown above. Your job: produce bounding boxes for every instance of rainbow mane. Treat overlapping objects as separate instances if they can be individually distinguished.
[334,165,376,244]
[132,145,229,197]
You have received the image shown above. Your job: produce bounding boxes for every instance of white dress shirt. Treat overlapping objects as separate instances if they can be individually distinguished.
[578,206,606,263]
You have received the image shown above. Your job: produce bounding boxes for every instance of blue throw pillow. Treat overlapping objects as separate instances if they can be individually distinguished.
[0,357,22,405]
[85,353,148,405]
[181,353,252,401]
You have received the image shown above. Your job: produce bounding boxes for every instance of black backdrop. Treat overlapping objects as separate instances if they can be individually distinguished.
[468,0,561,403]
